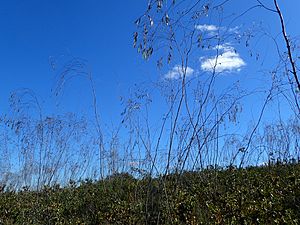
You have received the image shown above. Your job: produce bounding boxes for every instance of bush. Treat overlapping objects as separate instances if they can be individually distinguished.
[0,163,300,224]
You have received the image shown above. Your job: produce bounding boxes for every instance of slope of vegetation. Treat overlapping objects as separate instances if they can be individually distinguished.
[0,162,299,224]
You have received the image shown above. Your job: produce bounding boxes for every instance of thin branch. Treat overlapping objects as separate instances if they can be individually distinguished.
[273,0,300,91]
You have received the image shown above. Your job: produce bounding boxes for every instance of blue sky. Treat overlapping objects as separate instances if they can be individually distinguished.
[0,0,150,122]
[0,0,299,137]
[0,0,299,182]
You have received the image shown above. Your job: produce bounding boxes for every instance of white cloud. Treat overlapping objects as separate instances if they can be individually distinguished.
[195,24,240,37]
[195,24,218,32]
[164,65,194,79]
[200,44,246,73]
[228,26,240,33]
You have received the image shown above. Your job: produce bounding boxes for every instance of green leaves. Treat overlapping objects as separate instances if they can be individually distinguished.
[1,163,300,224]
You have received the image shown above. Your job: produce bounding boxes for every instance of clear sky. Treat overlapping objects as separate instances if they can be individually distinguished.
[0,0,152,122]
[0,0,299,144]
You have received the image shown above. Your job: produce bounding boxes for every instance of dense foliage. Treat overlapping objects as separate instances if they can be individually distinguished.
[0,163,299,224]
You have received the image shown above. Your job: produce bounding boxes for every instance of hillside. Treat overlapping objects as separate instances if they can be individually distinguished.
[0,162,299,224]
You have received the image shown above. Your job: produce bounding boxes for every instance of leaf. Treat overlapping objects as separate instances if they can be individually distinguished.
[167,52,172,64]
[133,32,138,48]
[147,2,152,11]
[157,0,162,10]
[142,49,148,59]
[148,16,154,26]
[197,34,202,47]
[137,44,142,53]
[142,47,154,59]
[134,18,141,26]
[165,14,170,25]
[148,47,153,56]
[157,57,163,69]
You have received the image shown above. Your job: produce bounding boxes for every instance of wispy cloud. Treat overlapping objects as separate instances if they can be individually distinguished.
[195,24,218,32]
[164,65,194,79]
[195,24,240,37]
[200,44,246,73]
